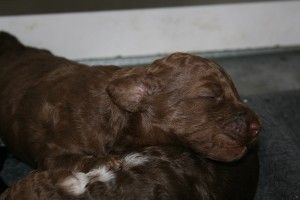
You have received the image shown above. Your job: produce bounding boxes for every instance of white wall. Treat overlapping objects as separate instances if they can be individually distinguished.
[0,1,299,60]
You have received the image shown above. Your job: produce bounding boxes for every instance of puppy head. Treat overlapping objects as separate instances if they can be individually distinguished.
[107,53,260,162]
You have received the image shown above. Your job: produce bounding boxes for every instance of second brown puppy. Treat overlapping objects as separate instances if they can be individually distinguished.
[0,146,259,200]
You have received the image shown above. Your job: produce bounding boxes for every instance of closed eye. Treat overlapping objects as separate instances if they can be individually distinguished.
[199,91,223,101]
[198,87,223,101]
[198,89,218,99]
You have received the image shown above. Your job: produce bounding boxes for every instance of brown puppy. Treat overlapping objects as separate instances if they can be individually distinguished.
[0,146,258,200]
[0,32,260,170]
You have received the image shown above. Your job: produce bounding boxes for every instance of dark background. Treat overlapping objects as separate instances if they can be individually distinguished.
[0,0,284,16]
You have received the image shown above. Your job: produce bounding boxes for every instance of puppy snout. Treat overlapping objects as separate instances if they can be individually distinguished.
[224,111,260,141]
[224,117,247,140]
[235,109,261,137]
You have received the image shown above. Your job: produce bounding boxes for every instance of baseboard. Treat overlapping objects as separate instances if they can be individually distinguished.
[0,1,299,60]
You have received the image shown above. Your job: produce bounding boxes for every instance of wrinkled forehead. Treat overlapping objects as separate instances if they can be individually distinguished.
[176,59,240,97]
[173,58,230,82]
[149,53,239,96]
[185,58,227,79]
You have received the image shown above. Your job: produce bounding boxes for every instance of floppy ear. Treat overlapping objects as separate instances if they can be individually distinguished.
[106,75,148,112]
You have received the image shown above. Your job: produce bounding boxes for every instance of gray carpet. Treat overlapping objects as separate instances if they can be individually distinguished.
[214,50,300,96]
[246,91,300,200]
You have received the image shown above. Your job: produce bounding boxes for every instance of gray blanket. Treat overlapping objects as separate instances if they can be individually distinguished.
[247,91,300,200]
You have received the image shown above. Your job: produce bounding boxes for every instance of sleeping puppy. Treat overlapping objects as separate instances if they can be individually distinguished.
[0,32,260,170]
[0,146,258,200]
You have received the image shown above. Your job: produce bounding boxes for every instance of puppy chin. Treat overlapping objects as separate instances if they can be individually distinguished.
[206,146,248,162]
[247,137,259,150]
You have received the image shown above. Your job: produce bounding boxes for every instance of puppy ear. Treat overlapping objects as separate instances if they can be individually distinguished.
[106,75,148,112]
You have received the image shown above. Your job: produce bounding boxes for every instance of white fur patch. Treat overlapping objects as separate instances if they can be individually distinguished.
[60,166,115,196]
[87,166,115,183]
[60,153,148,196]
[123,153,149,168]
[60,172,89,196]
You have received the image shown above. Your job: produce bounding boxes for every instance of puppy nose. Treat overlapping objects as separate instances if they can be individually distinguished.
[249,121,260,136]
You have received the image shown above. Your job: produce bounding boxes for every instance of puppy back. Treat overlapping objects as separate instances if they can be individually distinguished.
[0,32,24,55]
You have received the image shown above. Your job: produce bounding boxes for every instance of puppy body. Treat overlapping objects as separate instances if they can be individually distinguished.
[0,32,260,170]
[0,146,259,200]
[0,33,124,169]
